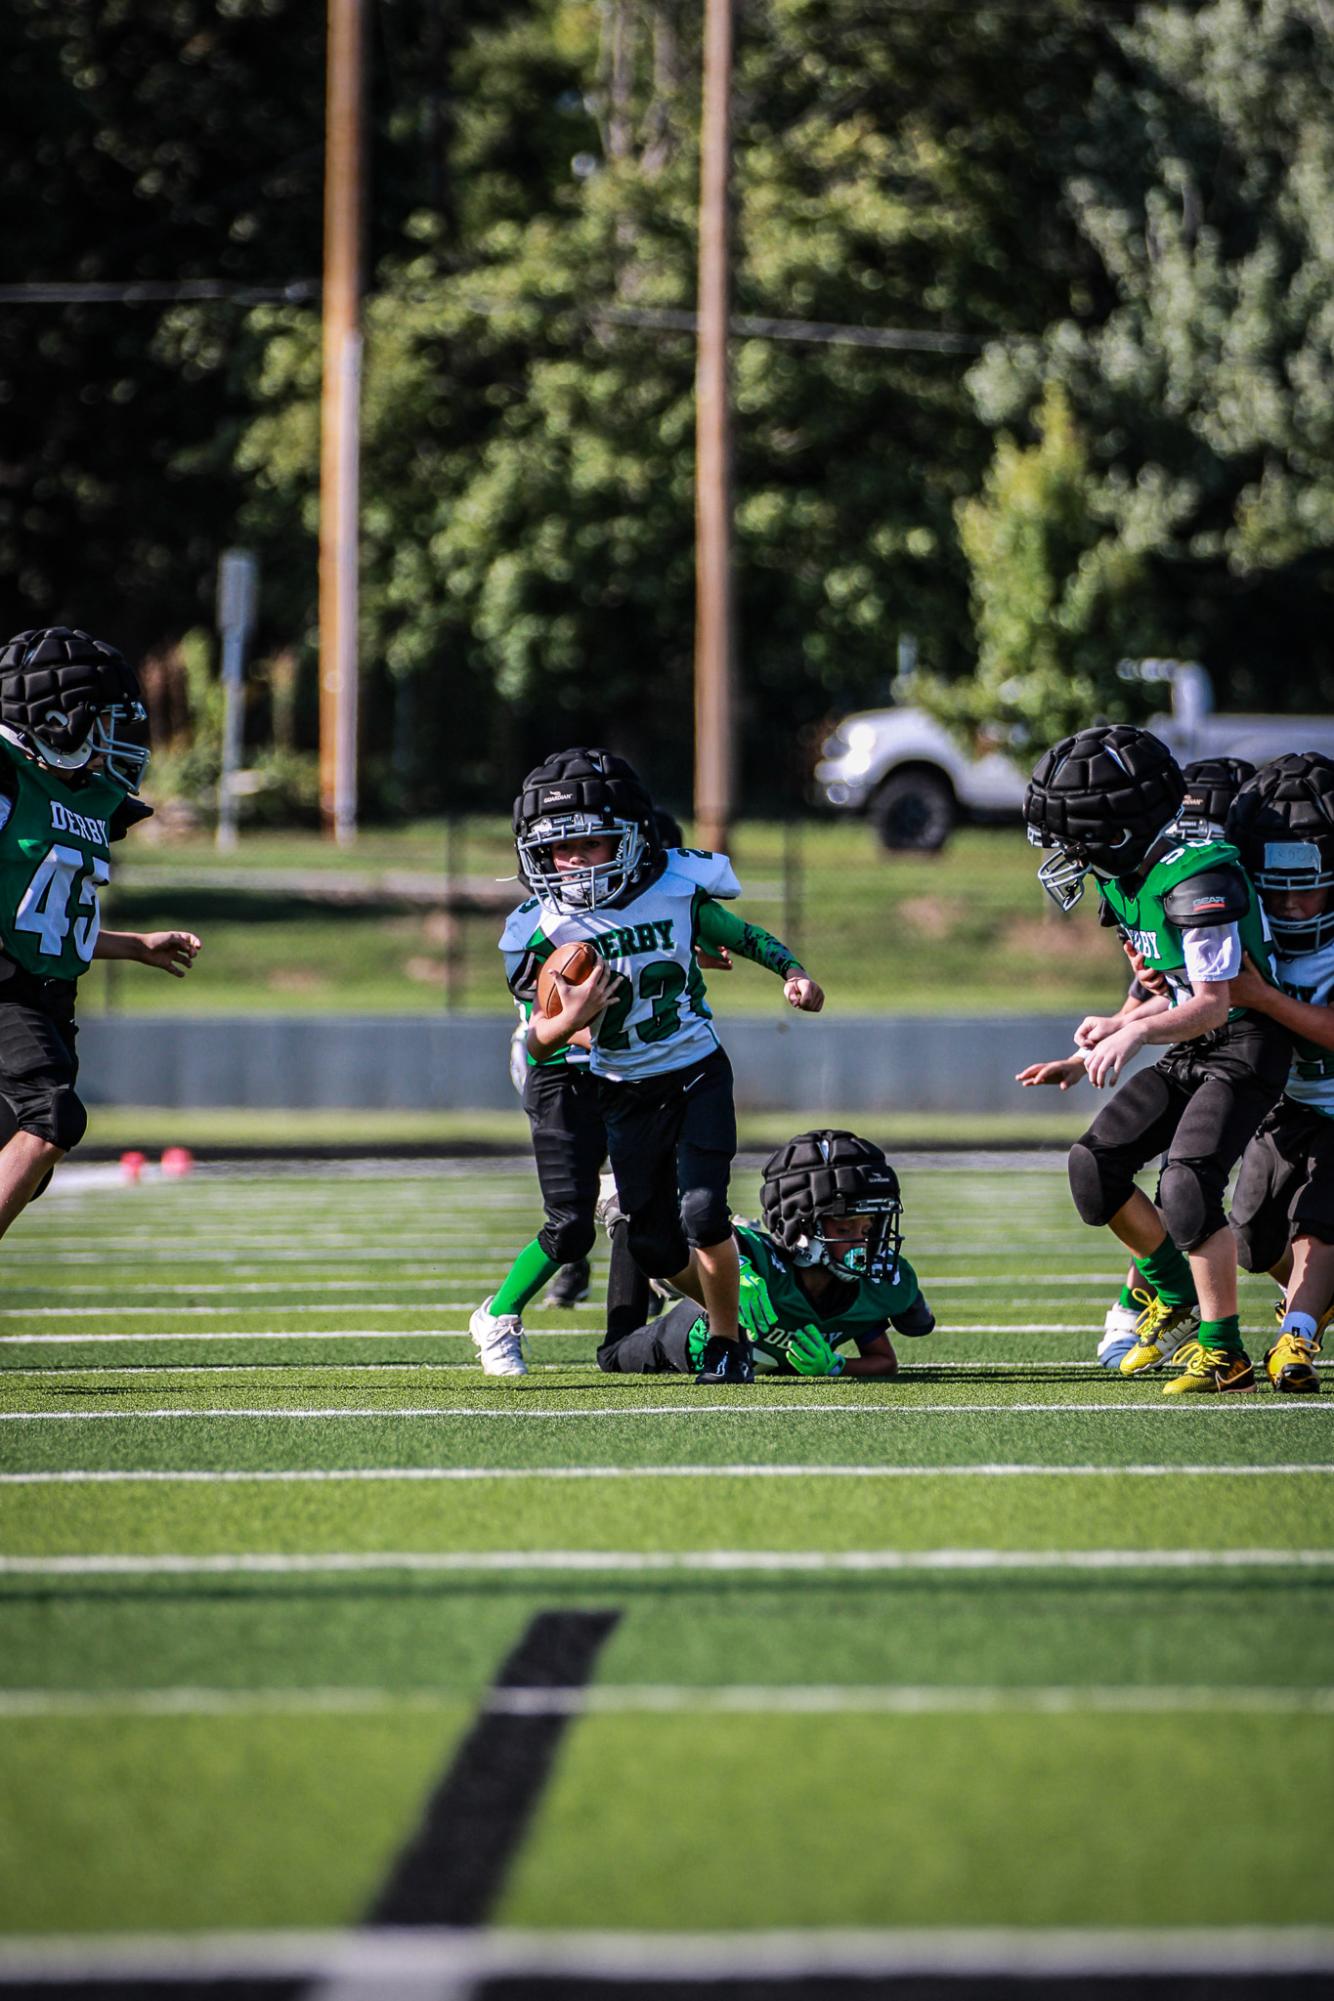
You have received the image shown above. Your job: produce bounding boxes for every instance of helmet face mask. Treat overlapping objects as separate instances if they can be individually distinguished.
[517,811,647,913]
[761,1130,904,1286]
[1230,754,1334,956]
[791,1195,903,1285]
[513,748,658,913]
[0,628,150,794]
[1025,727,1185,911]
[1254,841,1334,953]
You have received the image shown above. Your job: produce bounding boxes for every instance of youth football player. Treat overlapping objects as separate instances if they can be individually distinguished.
[597,1129,934,1377]
[1223,754,1334,1393]
[1022,726,1288,1394]
[0,627,200,1243]
[1019,756,1256,1369]
[475,747,823,1385]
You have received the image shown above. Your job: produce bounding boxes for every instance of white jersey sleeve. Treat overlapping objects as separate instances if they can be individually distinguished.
[661,848,741,899]
[1182,922,1241,984]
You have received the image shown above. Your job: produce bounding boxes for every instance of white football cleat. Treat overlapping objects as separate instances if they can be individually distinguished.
[595,1170,624,1232]
[1097,1300,1143,1373]
[469,1297,528,1376]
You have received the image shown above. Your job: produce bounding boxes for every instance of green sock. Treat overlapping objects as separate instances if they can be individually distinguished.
[1133,1237,1197,1309]
[1199,1314,1244,1355]
[1117,1280,1146,1311]
[492,1238,560,1318]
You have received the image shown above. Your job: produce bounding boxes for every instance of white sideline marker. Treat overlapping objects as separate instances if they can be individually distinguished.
[2,1402,1332,1422]
[1,1549,1331,1577]
[1,1924,1332,1986]
[2,1681,1332,1720]
[1,1462,1329,1486]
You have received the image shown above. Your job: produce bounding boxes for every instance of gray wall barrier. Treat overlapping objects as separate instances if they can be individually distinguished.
[76,1014,1139,1113]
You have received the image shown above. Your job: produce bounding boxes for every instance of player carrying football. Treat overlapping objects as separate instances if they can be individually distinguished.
[474,747,823,1384]
[1222,754,1334,1393]
[1021,726,1288,1394]
[0,627,200,1242]
[597,1129,934,1378]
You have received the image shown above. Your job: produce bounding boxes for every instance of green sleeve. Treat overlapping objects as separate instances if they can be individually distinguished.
[696,897,803,977]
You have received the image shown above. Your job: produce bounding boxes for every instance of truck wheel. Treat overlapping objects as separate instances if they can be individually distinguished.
[870,770,956,852]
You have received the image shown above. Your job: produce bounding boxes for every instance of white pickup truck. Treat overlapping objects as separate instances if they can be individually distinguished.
[815,661,1334,851]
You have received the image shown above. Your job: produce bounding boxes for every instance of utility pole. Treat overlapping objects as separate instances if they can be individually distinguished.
[692,0,735,854]
[319,0,365,844]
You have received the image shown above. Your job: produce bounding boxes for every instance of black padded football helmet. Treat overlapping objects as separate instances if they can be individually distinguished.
[0,627,149,793]
[1228,753,1334,954]
[513,747,659,911]
[761,1130,903,1285]
[1178,757,1256,843]
[1025,726,1186,910]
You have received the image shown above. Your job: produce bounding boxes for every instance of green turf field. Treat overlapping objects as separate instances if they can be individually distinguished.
[1,1156,1332,1988]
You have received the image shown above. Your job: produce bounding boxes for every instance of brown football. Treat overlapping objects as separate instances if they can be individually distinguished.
[536,940,601,1017]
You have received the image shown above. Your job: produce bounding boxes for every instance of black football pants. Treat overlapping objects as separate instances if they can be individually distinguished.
[597,1047,736,1277]
[597,1296,698,1374]
[521,1060,651,1330]
[1068,1016,1290,1253]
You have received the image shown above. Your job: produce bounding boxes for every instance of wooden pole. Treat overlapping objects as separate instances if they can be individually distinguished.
[319,0,365,844]
[692,0,735,855]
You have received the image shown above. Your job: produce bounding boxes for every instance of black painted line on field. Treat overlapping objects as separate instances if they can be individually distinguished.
[367,1607,622,1929]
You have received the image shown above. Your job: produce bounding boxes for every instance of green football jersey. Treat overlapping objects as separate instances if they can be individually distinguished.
[0,738,125,982]
[1097,839,1273,1014]
[684,1222,922,1372]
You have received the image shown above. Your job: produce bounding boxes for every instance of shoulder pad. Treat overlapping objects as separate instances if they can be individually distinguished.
[109,796,153,841]
[664,847,741,898]
[498,899,550,952]
[1161,866,1251,926]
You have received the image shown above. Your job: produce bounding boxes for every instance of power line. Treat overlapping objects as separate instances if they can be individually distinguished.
[0,278,1022,354]
[0,280,317,306]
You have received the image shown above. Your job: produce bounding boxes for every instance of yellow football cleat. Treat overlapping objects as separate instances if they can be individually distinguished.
[1162,1347,1256,1395]
[1263,1331,1321,1395]
[1119,1296,1201,1376]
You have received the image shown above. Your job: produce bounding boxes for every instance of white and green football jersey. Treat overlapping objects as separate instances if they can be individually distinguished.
[1273,933,1334,1119]
[499,848,742,1082]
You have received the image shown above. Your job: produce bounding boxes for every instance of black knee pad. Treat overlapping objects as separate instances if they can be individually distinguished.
[29,1087,86,1154]
[538,1217,596,1266]
[680,1182,730,1250]
[1158,1159,1226,1255]
[1068,1140,1130,1229]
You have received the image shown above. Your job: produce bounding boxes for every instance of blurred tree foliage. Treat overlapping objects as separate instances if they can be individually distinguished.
[3,0,1332,812]
[960,0,1334,743]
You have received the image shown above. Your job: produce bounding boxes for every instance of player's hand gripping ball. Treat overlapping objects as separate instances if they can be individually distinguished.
[536,940,602,1018]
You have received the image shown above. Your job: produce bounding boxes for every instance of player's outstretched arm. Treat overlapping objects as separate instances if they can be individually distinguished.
[695,898,823,1008]
[842,1333,899,1378]
[1231,951,1334,1051]
[1015,1055,1085,1090]
[93,930,201,977]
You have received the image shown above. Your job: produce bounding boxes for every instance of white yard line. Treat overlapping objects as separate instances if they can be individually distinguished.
[2,1402,1331,1422]
[0,1548,1330,1577]
[0,1463,1327,1486]
[2,1924,1332,1984]
[1,1681,1331,1720]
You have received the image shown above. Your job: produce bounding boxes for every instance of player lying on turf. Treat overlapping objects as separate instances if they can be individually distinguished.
[1021,725,1289,1395]
[597,1129,933,1377]
[1222,754,1334,1394]
[1018,756,1257,1370]
[480,747,824,1385]
[0,627,200,1245]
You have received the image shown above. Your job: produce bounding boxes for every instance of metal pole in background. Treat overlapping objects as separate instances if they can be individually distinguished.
[692,0,736,855]
[319,0,365,845]
[216,548,259,854]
